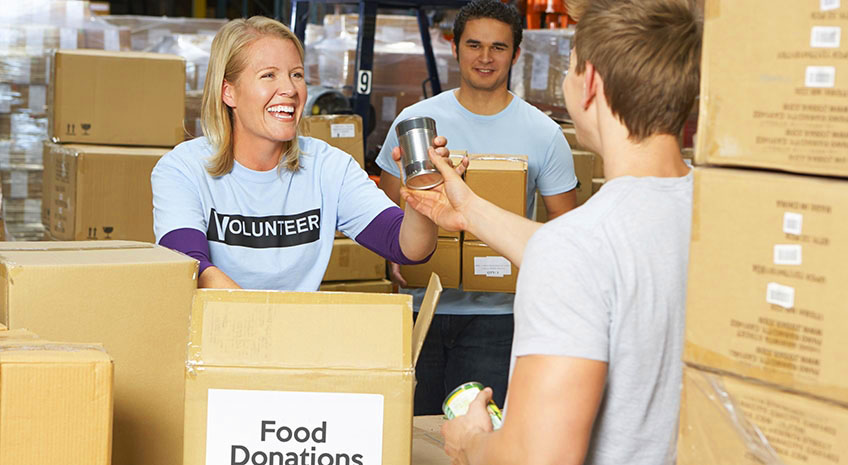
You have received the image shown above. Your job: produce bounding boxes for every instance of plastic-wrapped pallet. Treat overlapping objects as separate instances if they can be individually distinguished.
[510,28,574,122]
[0,0,130,241]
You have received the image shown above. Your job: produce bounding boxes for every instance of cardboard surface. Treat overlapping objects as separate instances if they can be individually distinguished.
[319,279,394,293]
[184,276,442,465]
[301,114,365,168]
[50,49,185,146]
[44,143,168,242]
[0,335,113,465]
[464,155,528,241]
[0,241,198,465]
[696,0,848,177]
[412,416,449,465]
[572,150,595,206]
[686,167,848,403]
[324,238,387,282]
[461,241,517,293]
[678,365,848,465]
[401,237,460,289]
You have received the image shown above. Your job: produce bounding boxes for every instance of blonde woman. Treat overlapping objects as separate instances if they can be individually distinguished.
[152,16,443,290]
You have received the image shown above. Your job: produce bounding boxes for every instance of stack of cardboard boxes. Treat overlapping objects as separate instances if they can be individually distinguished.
[42,48,185,241]
[678,1,848,463]
[402,153,527,293]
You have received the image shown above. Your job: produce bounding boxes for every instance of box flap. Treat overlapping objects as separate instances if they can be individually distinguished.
[411,273,442,367]
[188,289,414,371]
[57,48,184,63]
[0,242,194,268]
[0,329,38,340]
[55,143,171,157]
[0,340,111,363]
[0,240,152,252]
[468,155,529,171]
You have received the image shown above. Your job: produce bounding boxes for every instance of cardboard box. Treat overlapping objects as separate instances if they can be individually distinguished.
[49,49,185,146]
[0,241,198,465]
[686,167,848,403]
[0,334,113,465]
[464,155,528,241]
[412,416,450,465]
[301,114,365,168]
[678,365,848,465]
[696,0,848,177]
[591,178,604,195]
[44,143,168,242]
[324,238,387,281]
[462,241,517,293]
[319,279,394,293]
[572,150,595,206]
[183,275,443,465]
[401,237,460,289]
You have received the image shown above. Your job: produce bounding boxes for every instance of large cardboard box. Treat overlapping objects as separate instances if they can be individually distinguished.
[678,365,848,465]
[0,333,113,465]
[412,416,450,465]
[301,114,365,168]
[462,241,517,293]
[686,167,848,403]
[464,155,528,241]
[0,241,198,465]
[324,238,386,281]
[319,279,394,293]
[183,275,443,465]
[401,237,460,289]
[49,49,185,146]
[43,143,168,242]
[696,0,848,177]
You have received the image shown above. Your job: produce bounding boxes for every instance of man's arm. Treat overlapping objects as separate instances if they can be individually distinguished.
[442,354,607,465]
[542,190,577,221]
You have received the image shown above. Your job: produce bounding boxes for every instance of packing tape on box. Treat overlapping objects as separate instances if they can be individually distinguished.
[0,343,107,353]
[469,156,527,163]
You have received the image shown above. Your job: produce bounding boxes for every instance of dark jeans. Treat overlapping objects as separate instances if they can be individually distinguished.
[412,313,514,415]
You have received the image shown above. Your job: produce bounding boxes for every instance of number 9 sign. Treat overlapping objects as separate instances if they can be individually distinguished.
[357,70,372,95]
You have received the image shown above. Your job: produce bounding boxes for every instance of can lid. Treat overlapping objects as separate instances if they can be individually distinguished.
[396,116,436,135]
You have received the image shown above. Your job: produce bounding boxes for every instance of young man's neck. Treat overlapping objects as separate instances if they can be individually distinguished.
[454,84,513,116]
[599,129,689,180]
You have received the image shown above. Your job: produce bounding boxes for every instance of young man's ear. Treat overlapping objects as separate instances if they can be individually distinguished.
[511,46,521,66]
[581,61,598,110]
[451,40,459,61]
[222,80,236,108]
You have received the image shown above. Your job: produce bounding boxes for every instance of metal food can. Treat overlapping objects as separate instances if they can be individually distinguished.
[396,116,444,190]
[442,381,503,430]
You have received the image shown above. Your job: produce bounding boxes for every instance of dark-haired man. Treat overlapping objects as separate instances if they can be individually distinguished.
[376,0,578,415]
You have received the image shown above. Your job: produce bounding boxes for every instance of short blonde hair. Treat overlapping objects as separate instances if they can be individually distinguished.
[202,16,306,176]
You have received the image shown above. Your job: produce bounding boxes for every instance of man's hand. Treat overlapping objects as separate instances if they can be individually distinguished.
[388,262,408,287]
[401,146,475,233]
[442,387,495,465]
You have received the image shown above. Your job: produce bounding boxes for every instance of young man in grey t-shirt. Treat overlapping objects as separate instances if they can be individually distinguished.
[398,0,702,463]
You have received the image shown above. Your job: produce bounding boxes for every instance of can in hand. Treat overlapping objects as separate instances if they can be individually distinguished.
[395,116,444,190]
[442,381,503,430]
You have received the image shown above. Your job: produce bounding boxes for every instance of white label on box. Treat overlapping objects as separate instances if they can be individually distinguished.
[10,171,27,198]
[773,244,802,266]
[60,28,78,49]
[811,26,841,48]
[474,256,512,278]
[821,0,840,11]
[381,96,397,122]
[330,123,356,138]
[805,66,836,88]
[28,85,46,113]
[0,84,10,113]
[766,282,795,309]
[205,389,384,465]
[531,53,550,91]
[25,27,44,54]
[783,212,803,235]
[104,29,120,51]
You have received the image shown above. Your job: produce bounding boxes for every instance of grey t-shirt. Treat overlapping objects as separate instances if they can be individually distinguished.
[511,170,693,465]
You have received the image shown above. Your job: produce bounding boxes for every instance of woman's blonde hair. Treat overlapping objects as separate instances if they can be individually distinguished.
[202,16,306,176]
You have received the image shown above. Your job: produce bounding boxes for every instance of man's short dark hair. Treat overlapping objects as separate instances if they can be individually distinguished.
[453,0,523,57]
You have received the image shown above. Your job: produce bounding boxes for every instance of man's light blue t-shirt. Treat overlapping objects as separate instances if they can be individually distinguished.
[153,136,394,291]
[376,89,577,315]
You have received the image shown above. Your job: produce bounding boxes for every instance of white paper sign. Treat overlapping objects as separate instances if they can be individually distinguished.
[805,66,836,88]
[810,26,841,48]
[766,282,795,309]
[531,53,550,91]
[821,0,840,11]
[330,123,356,138]
[773,244,802,266]
[205,389,384,465]
[474,256,512,277]
[782,212,803,235]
